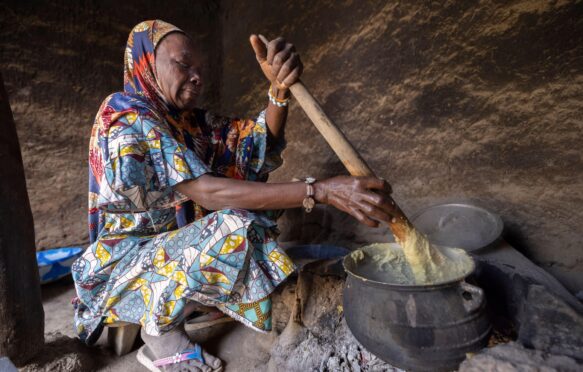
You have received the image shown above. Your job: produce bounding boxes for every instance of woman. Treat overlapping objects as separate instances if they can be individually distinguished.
[73,20,396,372]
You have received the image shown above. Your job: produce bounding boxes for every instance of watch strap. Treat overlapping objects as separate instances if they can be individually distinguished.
[302,177,316,213]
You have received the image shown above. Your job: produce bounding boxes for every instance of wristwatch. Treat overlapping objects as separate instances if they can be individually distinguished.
[303,177,316,213]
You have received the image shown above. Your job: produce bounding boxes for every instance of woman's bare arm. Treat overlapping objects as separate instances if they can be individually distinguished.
[176,174,305,211]
[175,174,397,228]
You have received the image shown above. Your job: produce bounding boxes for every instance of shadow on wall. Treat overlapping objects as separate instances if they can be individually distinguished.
[0,0,581,293]
[219,0,583,293]
[0,0,222,250]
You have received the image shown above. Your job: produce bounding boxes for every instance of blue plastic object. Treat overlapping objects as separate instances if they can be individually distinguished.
[36,246,84,284]
[285,244,349,269]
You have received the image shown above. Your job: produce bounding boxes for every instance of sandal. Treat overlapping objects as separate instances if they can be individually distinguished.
[137,344,223,372]
[184,311,234,332]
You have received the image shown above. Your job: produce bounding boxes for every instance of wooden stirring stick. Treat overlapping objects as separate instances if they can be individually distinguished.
[256,35,413,243]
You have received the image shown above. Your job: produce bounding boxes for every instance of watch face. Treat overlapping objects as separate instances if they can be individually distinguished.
[305,177,316,184]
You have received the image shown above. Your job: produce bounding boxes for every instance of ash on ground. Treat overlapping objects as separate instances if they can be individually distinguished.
[267,268,403,372]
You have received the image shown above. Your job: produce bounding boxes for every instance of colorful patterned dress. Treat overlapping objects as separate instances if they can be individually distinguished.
[72,20,295,345]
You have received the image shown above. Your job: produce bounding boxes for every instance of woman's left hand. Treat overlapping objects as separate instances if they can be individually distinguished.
[249,34,303,91]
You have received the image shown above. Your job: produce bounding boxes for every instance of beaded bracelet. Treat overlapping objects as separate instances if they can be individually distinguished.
[268,85,289,107]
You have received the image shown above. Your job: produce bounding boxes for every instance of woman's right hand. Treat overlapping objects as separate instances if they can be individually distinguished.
[314,176,398,228]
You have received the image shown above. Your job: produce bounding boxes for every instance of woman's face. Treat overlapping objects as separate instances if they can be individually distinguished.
[155,32,203,111]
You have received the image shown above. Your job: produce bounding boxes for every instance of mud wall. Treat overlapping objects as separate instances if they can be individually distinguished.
[0,0,581,294]
[0,0,222,248]
[219,0,583,293]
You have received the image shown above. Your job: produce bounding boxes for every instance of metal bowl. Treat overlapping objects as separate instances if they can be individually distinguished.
[411,203,503,252]
[285,244,349,269]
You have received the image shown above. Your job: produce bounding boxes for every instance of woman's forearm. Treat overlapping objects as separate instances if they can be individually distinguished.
[176,174,399,228]
[175,174,307,211]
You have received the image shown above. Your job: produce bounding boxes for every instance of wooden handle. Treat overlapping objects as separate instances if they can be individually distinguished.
[289,83,375,177]
[256,35,412,241]
[289,82,412,242]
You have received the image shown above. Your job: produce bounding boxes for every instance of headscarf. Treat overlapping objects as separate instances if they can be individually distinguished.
[122,20,182,109]
[120,20,206,149]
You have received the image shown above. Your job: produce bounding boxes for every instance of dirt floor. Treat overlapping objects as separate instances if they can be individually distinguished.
[26,277,277,372]
[26,262,401,372]
[22,243,583,372]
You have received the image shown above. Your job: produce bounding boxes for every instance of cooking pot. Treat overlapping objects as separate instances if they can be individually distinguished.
[343,243,491,371]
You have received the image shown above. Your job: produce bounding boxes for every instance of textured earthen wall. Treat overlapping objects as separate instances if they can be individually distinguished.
[219,0,583,293]
[0,0,581,293]
[0,0,222,248]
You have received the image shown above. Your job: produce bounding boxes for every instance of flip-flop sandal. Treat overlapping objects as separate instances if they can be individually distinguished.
[184,311,234,332]
[137,344,223,372]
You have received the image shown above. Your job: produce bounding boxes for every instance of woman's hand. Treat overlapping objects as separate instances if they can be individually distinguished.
[249,35,303,92]
[314,176,397,228]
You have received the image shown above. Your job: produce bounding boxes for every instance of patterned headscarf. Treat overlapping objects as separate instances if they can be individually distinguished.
[123,20,183,110]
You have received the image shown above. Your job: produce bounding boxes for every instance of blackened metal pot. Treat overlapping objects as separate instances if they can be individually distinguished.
[343,244,491,371]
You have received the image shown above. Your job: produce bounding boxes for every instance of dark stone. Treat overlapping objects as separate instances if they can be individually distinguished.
[518,285,583,361]
[472,240,583,328]
[472,240,583,362]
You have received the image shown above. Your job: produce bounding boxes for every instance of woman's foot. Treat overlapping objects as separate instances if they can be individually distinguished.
[140,323,222,372]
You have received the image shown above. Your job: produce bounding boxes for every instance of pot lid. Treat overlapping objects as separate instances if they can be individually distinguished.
[411,203,503,252]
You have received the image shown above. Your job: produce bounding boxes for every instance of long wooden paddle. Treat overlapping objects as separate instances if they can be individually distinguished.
[257,35,413,243]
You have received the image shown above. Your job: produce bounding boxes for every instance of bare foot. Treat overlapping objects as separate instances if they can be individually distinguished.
[141,323,222,372]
